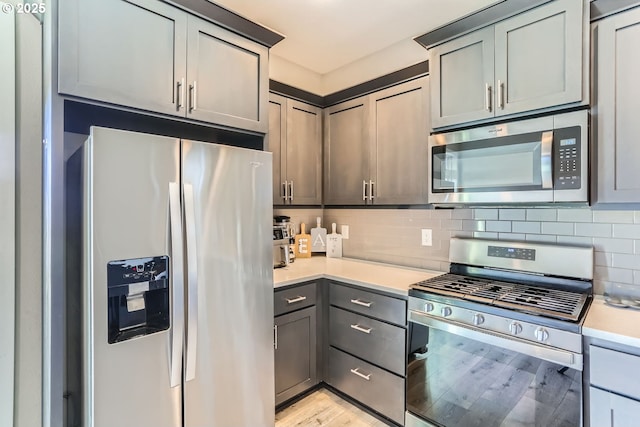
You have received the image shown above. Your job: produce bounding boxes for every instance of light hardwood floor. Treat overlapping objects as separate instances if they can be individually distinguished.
[275,389,391,427]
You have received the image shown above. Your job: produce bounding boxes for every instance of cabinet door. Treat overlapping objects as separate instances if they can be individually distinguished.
[494,0,584,116]
[430,26,494,129]
[284,100,322,205]
[59,0,186,117]
[594,7,640,203]
[370,77,429,205]
[274,306,317,406]
[186,15,268,133]
[268,94,286,205]
[323,97,371,205]
[590,387,640,427]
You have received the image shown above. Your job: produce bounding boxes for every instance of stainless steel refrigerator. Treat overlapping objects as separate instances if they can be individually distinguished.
[66,126,274,427]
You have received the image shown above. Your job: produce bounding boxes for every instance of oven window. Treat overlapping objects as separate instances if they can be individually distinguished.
[407,328,581,427]
[432,133,544,193]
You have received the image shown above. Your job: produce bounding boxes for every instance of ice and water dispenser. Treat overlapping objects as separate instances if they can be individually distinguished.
[107,256,170,344]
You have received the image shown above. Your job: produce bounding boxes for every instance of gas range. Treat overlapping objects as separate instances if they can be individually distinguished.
[408,237,594,354]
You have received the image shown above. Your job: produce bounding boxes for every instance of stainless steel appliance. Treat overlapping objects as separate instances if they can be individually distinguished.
[406,237,593,427]
[273,217,291,268]
[428,110,588,205]
[65,126,274,427]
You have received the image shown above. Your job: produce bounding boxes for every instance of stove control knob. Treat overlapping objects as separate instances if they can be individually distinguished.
[535,327,549,342]
[441,307,453,317]
[509,322,523,335]
[472,313,485,326]
[424,302,435,313]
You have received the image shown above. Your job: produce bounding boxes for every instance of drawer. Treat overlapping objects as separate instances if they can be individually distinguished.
[274,282,317,316]
[590,345,640,400]
[330,282,406,326]
[329,306,405,376]
[328,346,405,425]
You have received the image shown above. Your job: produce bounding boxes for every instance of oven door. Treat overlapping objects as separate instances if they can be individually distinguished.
[407,310,583,427]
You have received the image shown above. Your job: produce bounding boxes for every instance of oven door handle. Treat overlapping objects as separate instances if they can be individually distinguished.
[408,310,583,371]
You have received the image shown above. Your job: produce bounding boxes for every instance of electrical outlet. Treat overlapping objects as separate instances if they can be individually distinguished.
[421,229,432,246]
[341,225,349,239]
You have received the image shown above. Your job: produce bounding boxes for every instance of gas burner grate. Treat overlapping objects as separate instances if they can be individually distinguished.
[410,273,588,322]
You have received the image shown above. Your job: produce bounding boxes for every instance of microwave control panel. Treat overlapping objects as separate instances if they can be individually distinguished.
[554,126,581,189]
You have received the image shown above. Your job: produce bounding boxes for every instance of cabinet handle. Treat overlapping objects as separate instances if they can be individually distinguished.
[274,325,278,350]
[176,78,185,110]
[350,368,371,381]
[282,181,288,201]
[369,180,375,201]
[289,181,294,202]
[350,324,372,334]
[362,180,367,201]
[485,83,492,112]
[498,79,504,110]
[285,295,307,304]
[350,298,372,308]
[189,81,197,112]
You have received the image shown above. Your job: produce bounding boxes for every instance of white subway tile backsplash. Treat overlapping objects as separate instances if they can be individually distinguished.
[556,236,593,246]
[474,209,499,220]
[557,209,592,223]
[474,231,499,239]
[613,224,640,239]
[486,221,511,233]
[594,252,613,267]
[463,220,486,232]
[593,238,634,254]
[526,209,557,221]
[525,234,557,243]
[575,223,612,238]
[499,209,526,221]
[612,253,640,270]
[635,240,640,255]
[541,222,574,236]
[498,233,526,240]
[595,266,634,283]
[635,212,640,223]
[512,221,541,234]
[451,209,473,220]
[593,211,635,224]
[635,271,640,285]
[440,219,463,231]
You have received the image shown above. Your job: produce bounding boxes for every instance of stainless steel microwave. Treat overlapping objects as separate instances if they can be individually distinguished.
[428,110,588,205]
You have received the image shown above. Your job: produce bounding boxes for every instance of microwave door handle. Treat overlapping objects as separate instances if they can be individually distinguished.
[541,131,553,189]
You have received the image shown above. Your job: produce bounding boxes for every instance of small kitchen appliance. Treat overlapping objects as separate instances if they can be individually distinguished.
[406,237,593,427]
[273,216,292,268]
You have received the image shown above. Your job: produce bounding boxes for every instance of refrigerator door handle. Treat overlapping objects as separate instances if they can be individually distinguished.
[183,183,198,382]
[168,182,185,388]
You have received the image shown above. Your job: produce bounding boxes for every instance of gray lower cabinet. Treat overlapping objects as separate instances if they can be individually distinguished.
[588,344,640,427]
[323,77,429,205]
[592,5,640,204]
[268,93,322,205]
[327,282,407,425]
[274,282,319,406]
[58,0,268,133]
[430,0,586,130]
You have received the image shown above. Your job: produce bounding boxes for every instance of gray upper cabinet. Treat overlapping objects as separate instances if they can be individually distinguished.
[269,94,322,206]
[185,15,268,132]
[59,0,186,117]
[430,27,494,129]
[494,0,583,116]
[430,0,585,130]
[324,77,429,205]
[592,6,640,204]
[371,77,429,205]
[59,0,268,133]
[323,96,371,205]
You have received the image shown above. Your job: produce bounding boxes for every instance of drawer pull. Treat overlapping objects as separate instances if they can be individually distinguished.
[350,368,371,381]
[350,324,372,334]
[285,295,307,304]
[350,298,372,308]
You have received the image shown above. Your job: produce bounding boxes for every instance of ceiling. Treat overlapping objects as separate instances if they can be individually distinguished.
[212,0,499,75]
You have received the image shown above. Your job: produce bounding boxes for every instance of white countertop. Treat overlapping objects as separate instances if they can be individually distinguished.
[273,256,443,297]
[583,297,640,348]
